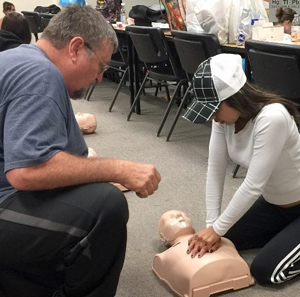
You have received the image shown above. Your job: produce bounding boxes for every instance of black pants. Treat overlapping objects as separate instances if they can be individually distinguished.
[0,183,129,297]
[224,196,300,285]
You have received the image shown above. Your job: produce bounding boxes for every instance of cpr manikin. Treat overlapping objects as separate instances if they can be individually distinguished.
[153,210,254,297]
[75,112,97,134]
[159,210,195,246]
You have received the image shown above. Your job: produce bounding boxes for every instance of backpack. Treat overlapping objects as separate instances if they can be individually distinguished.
[128,5,166,26]
[34,5,61,14]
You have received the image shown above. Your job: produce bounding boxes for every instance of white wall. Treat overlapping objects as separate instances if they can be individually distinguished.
[1,0,158,18]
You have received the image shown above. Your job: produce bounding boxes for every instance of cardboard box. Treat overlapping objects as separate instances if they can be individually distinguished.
[252,26,284,42]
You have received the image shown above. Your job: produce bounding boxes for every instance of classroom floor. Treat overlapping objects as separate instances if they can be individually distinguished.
[71,78,299,297]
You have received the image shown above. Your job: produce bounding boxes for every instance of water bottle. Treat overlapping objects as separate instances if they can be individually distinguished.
[293,14,300,26]
[291,14,300,40]
[120,3,127,25]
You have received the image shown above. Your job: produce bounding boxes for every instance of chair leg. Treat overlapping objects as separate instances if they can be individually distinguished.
[232,164,240,178]
[157,80,186,137]
[164,85,171,101]
[85,81,97,101]
[127,72,149,121]
[109,67,129,112]
[166,85,192,142]
[154,83,161,97]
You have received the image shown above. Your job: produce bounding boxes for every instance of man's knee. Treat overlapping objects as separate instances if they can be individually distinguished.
[101,184,129,224]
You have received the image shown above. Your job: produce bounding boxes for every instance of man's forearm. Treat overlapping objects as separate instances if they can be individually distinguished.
[6,151,123,190]
[6,151,161,198]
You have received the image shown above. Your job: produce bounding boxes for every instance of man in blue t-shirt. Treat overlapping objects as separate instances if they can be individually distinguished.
[0,5,161,297]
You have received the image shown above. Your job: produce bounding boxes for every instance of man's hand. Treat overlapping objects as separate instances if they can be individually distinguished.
[118,160,161,198]
[187,226,221,258]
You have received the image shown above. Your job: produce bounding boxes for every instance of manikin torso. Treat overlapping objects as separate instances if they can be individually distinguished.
[153,210,254,297]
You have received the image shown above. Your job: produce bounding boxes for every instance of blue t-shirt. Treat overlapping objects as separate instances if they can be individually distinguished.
[0,44,88,203]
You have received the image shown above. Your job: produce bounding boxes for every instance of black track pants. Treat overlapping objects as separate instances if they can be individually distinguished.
[224,196,300,285]
[0,183,129,297]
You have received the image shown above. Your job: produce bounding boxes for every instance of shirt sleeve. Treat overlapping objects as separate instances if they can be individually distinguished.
[212,108,290,236]
[4,93,68,172]
[206,121,228,227]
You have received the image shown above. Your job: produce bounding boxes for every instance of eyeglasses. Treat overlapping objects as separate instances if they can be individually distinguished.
[84,42,110,74]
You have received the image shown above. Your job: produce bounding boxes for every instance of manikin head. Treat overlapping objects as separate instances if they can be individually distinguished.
[75,112,97,134]
[158,210,195,246]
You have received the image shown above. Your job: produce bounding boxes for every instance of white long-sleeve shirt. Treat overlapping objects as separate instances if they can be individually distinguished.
[206,103,300,236]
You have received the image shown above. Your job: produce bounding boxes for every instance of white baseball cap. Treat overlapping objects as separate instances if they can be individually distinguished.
[183,53,247,124]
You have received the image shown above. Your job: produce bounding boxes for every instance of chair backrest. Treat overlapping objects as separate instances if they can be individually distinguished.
[110,30,128,68]
[126,25,183,78]
[21,11,44,34]
[39,13,55,29]
[245,39,300,100]
[171,30,221,79]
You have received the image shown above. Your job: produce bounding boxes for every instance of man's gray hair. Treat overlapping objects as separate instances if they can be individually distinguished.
[41,5,118,52]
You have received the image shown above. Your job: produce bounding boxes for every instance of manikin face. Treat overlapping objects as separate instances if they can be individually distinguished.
[210,102,241,125]
[159,210,195,246]
[75,112,97,134]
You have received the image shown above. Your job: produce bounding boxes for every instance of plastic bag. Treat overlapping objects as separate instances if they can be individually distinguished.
[236,8,253,45]
[228,0,268,44]
[185,0,204,33]
[185,0,231,44]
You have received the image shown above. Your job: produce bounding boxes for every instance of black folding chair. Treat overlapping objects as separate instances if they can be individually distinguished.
[21,11,44,42]
[125,26,187,123]
[158,30,221,141]
[245,39,300,103]
[231,40,300,178]
[39,13,55,29]
[85,31,130,112]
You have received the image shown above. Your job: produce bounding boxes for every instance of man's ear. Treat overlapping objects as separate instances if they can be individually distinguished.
[68,36,85,63]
